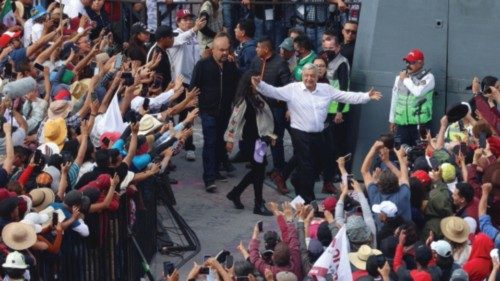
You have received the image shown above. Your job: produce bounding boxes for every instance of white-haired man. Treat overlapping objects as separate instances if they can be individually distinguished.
[251,63,382,203]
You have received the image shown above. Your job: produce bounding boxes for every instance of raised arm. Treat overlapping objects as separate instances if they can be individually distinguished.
[2,123,14,174]
[123,123,139,167]
[361,141,384,185]
[253,77,293,102]
[394,147,409,186]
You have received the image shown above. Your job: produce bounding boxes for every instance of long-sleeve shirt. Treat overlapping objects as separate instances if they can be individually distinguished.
[389,72,435,123]
[249,221,303,279]
[474,95,500,135]
[168,28,200,85]
[22,98,48,134]
[256,81,371,133]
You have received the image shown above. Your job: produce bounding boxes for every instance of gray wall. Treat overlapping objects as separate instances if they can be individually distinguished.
[350,0,500,176]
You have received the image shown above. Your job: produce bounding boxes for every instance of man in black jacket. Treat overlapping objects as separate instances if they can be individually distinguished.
[190,33,239,192]
[248,36,291,194]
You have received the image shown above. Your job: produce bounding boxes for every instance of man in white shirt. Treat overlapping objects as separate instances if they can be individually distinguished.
[252,63,381,203]
[168,9,206,161]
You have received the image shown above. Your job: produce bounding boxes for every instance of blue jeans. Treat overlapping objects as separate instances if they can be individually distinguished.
[270,106,288,172]
[201,112,229,185]
[254,18,285,50]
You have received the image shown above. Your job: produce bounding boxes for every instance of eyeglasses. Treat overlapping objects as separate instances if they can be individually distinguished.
[344,29,357,34]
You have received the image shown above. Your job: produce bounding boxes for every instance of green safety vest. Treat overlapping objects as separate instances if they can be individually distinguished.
[293,51,316,81]
[327,54,350,113]
[394,90,433,125]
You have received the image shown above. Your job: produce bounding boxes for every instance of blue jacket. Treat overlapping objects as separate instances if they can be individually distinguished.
[236,39,257,73]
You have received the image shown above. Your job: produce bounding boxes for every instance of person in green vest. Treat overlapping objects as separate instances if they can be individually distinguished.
[292,35,316,81]
[389,49,435,146]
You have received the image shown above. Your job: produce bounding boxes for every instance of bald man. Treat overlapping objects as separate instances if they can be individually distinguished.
[190,33,240,192]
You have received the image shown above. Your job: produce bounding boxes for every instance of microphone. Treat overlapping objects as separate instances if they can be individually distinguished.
[3,77,37,99]
[416,98,427,107]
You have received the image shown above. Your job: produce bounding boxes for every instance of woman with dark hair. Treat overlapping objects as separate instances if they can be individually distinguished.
[127,22,151,64]
[225,72,275,216]
[85,0,111,40]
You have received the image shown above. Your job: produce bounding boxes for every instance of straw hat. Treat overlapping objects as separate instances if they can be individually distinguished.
[29,188,55,212]
[440,216,470,243]
[138,114,162,135]
[43,118,67,149]
[48,100,72,120]
[1,222,37,250]
[348,245,382,270]
[37,142,60,156]
[69,79,90,101]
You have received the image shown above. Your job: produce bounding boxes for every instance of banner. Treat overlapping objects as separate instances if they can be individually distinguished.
[309,226,352,281]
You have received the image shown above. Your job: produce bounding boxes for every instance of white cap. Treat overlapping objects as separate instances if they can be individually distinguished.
[2,251,28,269]
[371,201,398,217]
[431,240,452,257]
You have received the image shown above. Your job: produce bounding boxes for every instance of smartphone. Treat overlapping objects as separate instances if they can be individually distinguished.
[460,142,467,154]
[61,151,73,163]
[142,98,150,111]
[199,255,211,274]
[216,250,230,263]
[94,67,100,76]
[52,212,58,227]
[225,255,234,268]
[114,53,123,70]
[257,221,263,232]
[34,149,42,164]
[153,74,163,88]
[4,63,12,78]
[163,261,174,275]
[34,63,44,72]
[342,153,352,162]
[479,132,487,149]
[130,113,137,123]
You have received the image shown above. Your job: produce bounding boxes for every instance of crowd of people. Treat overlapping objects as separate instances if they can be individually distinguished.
[0,0,497,280]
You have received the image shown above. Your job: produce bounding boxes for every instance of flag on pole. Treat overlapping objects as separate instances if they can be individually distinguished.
[309,226,353,281]
[0,0,16,27]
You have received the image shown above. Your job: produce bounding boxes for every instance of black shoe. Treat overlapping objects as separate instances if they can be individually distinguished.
[216,173,228,182]
[226,190,244,209]
[169,178,178,185]
[222,162,236,173]
[253,204,273,216]
[167,162,177,172]
[230,151,250,163]
[205,182,217,193]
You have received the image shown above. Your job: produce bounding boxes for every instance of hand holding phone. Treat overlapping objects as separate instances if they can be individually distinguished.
[34,63,45,72]
[257,221,263,232]
[163,261,175,275]
[52,212,59,227]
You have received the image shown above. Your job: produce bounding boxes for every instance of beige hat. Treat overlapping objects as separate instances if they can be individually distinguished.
[48,100,72,120]
[29,188,55,212]
[69,79,91,101]
[138,114,162,135]
[440,216,470,243]
[348,245,382,270]
[1,222,37,250]
[95,53,110,65]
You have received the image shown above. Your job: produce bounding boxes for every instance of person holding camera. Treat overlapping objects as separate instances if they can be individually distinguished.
[389,49,435,146]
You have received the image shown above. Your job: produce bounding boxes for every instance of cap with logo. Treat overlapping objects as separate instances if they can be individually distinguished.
[176,9,194,20]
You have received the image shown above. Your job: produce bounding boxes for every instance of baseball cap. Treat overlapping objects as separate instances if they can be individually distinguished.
[131,22,152,35]
[176,9,194,20]
[279,37,294,52]
[430,240,452,257]
[371,201,398,217]
[322,196,337,212]
[155,25,178,39]
[403,48,424,63]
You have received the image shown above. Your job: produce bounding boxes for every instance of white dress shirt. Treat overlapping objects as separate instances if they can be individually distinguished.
[256,81,371,133]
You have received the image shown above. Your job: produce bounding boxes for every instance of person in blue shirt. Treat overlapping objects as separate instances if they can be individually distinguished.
[234,18,256,74]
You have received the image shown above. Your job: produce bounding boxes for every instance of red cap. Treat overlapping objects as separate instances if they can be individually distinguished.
[53,88,71,101]
[322,196,337,213]
[176,9,193,19]
[0,31,22,48]
[403,49,424,63]
[411,170,431,187]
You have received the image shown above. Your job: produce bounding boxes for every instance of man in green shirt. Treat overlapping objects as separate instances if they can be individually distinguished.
[292,35,316,81]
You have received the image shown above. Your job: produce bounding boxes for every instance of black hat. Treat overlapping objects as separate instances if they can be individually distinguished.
[63,190,83,207]
[82,187,100,204]
[131,22,152,35]
[446,102,470,123]
[155,25,178,40]
[415,244,432,267]
[80,196,91,214]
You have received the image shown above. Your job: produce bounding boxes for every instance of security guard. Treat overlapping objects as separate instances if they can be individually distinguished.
[389,49,435,146]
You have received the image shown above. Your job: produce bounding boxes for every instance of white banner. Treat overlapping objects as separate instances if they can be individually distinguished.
[308,226,352,281]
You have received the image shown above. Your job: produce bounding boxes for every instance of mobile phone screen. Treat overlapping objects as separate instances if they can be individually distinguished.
[163,261,174,275]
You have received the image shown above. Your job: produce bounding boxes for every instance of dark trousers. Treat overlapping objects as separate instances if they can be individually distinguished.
[396,122,431,147]
[270,106,288,172]
[289,128,323,203]
[237,112,258,160]
[201,112,229,185]
[232,150,267,207]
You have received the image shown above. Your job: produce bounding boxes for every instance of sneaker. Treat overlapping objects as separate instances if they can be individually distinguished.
[216,173,228,182]
[205,182,217,193]
[226,190,244,209]
[185,150,196,161]
[253,204,273,216]
[321,181,336,194]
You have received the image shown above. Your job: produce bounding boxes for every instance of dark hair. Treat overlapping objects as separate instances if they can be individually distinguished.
[472,120,493,138]
[409,177,425,209]
[366,255,386,277]
[435,254,455,280]
[62,140,79,159]
[13,146,30,165]
[378,170,399,194]
[95,149,110,168]
[233,260,254,277]
[481,76,498,93]
[293,35,313,52]
[272,242,290,267]
[83,139,95,163]
[233,71,265,111]
[455,182,474,203]
[15,58,31,73]
[288,27,304,37]
[257,36,274,51]
[402,221,419,247]
[109,149,120,165]
[237,19,255,38]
